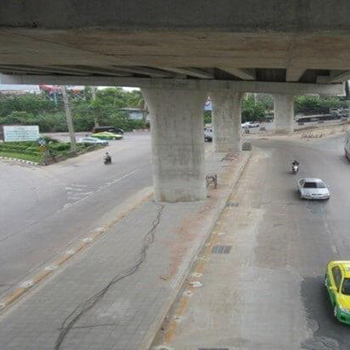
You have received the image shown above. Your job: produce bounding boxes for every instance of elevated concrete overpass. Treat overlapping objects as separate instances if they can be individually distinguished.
[0,0,349,201]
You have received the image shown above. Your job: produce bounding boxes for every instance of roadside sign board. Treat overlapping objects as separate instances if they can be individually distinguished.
[3,125,39,142]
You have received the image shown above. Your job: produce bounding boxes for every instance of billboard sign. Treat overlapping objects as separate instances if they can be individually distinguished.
[3,125,40,142]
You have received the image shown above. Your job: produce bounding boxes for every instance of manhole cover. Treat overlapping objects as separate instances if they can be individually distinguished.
[242,142,252,151]
[211,246,232,254]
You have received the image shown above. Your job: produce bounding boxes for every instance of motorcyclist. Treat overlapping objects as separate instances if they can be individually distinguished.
[104,152,111,163]
[292,160,299,166]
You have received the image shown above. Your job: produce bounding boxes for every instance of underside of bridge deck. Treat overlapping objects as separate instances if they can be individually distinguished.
[0,0,350,90]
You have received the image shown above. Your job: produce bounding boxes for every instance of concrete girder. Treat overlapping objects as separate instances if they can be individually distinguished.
[4,30,350,77]
[286,68,306,82]
[317,70,350,83]
[109,67,174,78]
[158,68,214,79]
[219,68,256,80]
[50,66,134,77]
[0,65,132,77]
[1,75,344,96]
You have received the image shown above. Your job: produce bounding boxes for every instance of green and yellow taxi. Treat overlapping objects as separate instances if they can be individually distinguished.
[92,132,123,140]
[325,261,350,324]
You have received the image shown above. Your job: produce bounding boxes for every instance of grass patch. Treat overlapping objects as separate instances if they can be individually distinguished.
[0,139,101,165]
[0,151,42,163]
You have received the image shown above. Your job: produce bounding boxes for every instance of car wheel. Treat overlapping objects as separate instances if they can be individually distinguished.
[334,306,338,318]
[325,276,328,287]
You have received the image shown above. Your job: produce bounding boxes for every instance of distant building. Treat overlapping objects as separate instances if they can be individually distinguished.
[120,108,150,121]
[39,85,85,93]
[0,84,40,95]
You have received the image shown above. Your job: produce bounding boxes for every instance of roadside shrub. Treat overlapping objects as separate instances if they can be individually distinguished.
[48,143,71,152]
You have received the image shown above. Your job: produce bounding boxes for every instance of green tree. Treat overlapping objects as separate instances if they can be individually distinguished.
[242,95,266,122]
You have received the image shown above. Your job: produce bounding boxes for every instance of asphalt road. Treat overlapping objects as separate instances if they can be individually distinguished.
[254,134,350,349]
[0,133,152,297]
[153,132,350,350]
[242,119,347,135]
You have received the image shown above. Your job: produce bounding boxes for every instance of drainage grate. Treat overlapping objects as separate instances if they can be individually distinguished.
[242,142,252,151]
[211,246,232,254]
[227,202,239,207]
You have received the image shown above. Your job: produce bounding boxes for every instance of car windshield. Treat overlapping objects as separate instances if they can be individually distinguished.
[304,182,326,189]
[342,278,350,295]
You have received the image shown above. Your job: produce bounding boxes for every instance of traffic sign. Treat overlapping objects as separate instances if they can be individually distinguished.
[38,138,46,146]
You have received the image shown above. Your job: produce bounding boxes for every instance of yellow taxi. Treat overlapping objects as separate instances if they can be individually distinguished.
[325,261,350,324]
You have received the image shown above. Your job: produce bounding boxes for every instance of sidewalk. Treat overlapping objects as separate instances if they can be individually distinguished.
[0,150,251,350]
[151,148,308,350]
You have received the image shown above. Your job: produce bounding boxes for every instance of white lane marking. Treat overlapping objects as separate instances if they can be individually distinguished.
[331,245,338,254]
[60,169,140,212]
[20,280,34,289]
[98,169,140,191]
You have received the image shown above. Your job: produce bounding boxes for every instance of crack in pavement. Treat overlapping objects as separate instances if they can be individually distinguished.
[302,335,339,350]
[54,202,165,350]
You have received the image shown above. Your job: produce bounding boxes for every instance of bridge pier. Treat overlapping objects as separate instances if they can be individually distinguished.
[274,94,295,134]
[142,88,207,202]
[211,92,244,153]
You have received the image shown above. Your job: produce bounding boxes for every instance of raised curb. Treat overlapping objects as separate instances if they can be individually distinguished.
[140,150,253,350]
[0,156,39,166]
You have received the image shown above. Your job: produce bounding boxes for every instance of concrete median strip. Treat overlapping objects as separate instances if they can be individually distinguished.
[140,150,253,350]
[0,187,153,315]
[0,156,39,166]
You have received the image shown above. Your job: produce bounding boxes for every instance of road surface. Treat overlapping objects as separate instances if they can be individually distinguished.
[153,133,350,350]
[0,133,152,297]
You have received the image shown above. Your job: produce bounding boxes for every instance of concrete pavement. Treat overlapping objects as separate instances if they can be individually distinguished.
[0,144,251,350]
[152,133,350,350]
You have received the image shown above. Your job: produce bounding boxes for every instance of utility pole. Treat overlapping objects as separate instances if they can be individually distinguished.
[91,86,99,128]
[61,86,77,153]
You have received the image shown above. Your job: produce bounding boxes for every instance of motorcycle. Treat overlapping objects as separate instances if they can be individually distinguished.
[292,163,299,174]
[104,154,112,165]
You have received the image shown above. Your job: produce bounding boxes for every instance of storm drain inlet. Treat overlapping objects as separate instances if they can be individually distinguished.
[211,246,232,254]
[227,201,239,207]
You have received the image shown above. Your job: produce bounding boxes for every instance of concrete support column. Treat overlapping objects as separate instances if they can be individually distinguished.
[210,92,244,153]
[142,88,207,202]
[274,94,295,134]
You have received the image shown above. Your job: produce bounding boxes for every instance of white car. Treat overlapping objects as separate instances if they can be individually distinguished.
[247,122,260,128]
[297,178,330,200]
[78,137,109,146]
[241,122,260,128]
